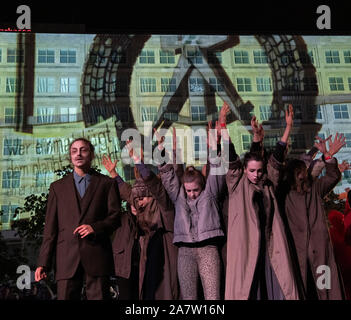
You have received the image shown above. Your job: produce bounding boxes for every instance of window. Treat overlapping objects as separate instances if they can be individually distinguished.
[325,50,340,64]
[38,49,55,63]
[207,51,222,64]
[60,49,76,63]
[161,106,178,121]
[234,51,249,64]
[35,138,55,155]
[316,105,323,120]
[161,78,176,93]
[4,108,15,124]
[344,170,351,181]
[253,50,268,64]
[37,77,55,93]
[160,50,175,64]
[256,77,272,92]
[6,78,23,93]
[259,105,272,121]
[139,50,155,64]
[187,49,203,64]
[242,134,252,151]
[193,135,207,160]
[0,49,2,62]
[348,77,351,90]
[2,171,20,189]
[329,77,344,91]
[141,106,157,122]
[236,78,252,92]
[0,205,19,224]
[60,78,77,93]
[209,78,224,92]
[342,133,351,148]
[189,77,204,93]
[3,139,22,156]
[140,78,156,93]
[35,171,54,187]
[60,107,77,122]
[7,49,24,63]
[344,50,351,64]
[37,107,55,124]
[191,106,206,121]
[333,104,349,119]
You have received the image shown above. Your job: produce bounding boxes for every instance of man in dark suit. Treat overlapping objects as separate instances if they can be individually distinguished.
[35,138,121,300]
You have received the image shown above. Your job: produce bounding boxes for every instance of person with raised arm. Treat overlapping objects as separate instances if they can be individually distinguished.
[225,104,301,300]
[278,132,346,299]
[155,104,228,300]
[102,141,179,300]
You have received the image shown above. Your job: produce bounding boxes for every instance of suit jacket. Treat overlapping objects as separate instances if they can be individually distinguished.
[37,170,121,281]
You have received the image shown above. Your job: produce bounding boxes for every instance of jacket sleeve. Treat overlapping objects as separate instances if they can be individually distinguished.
[91,179,121,235]
[37,185,58,269]
[267,141,286,189]
[205,145,227,199]
[315,158,342,199]
[158,163,181,203]
[225,141,243,195]
[117,180,133,205]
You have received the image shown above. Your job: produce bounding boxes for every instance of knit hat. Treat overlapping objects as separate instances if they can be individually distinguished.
[131,178,153,200]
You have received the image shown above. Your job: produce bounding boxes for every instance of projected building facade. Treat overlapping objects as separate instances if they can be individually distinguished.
[0,33,350,230]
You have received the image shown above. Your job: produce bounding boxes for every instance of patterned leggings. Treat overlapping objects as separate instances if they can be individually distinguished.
[177,245,221,300]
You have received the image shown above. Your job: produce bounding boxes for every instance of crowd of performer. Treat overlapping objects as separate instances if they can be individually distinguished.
[34,103,351,300]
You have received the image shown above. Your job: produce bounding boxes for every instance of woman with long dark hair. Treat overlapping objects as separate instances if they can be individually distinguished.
[278,133,346,299]
[225,104,301,300]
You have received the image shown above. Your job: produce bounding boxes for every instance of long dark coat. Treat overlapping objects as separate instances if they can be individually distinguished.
[113,172,179,300]
[278,158,345,299]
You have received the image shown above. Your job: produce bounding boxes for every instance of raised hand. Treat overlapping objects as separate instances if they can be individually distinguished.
[338,160,350,173]
[285,104,294,127]
[154,127,165,150]
[314,135,332,155]
[219,101,230,126]
[281,104,294,143]
[102,155,118,178]
[251,115,264,142]
[125,139,142,164]
[326,132,346,158]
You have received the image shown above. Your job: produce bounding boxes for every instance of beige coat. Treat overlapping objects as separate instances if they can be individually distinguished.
[225,155,300,300]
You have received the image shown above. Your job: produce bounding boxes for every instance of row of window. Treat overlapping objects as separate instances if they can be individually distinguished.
[0,74,350,96]
[88,75,351,95]
[1,47,351,69]
[1,107,79,126]
[0,77,78,93]
[0,48,77,64]
[2,102,350,128]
